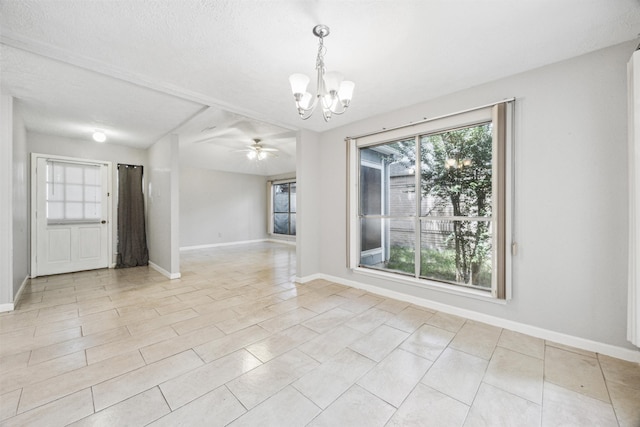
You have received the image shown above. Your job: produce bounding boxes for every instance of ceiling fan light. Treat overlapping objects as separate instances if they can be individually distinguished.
[92,130,106,142]
[247,151,257,160]
[257,151,267,160]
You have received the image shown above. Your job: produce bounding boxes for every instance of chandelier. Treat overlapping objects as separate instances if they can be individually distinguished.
[289,25,355,122]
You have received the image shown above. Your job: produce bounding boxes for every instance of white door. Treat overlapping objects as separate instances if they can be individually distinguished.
[34,156,110,276]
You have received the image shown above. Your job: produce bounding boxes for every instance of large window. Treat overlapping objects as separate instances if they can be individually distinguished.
[273,181,296,235]
[349,102,512,298]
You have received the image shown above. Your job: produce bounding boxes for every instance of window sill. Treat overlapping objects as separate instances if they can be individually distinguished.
[352,267,507,305]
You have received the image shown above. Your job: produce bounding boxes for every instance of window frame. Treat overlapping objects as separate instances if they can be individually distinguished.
[271,179,297,236]
[347,101,514,301]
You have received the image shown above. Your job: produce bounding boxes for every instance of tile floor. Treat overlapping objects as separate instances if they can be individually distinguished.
[1,242,639,426]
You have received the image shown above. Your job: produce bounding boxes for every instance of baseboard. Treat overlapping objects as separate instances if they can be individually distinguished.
[309,273,640,363]
[148,261,181,280]
[13,275,29,307]
[180,239,269,251]
[0,275,30,313]
[266,238,296,246]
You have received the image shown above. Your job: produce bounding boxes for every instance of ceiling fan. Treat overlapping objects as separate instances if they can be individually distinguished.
[235,139,279,160]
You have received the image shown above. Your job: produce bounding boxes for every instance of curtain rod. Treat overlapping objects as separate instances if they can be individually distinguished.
[347,97,516,140]
[117,163,143,169]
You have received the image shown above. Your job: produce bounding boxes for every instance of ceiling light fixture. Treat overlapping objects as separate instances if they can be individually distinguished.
[92,130,106,143]
[289,25,355,122]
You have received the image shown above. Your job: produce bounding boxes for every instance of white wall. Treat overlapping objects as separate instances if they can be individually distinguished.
[12,102,28,298]
[306,40,636,351]
[0,95,14,309]
[296,129,321,279]
[180,167,269,248]
[147,134,180,276]
[28,132,148,266]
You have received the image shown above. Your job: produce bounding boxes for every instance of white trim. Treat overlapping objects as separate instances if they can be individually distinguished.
[180,239,271,251]
[149,261,181,280]
[0,303,14,313]
[308,273,640,363]
[12,275,29,309]
[266,238,296,246]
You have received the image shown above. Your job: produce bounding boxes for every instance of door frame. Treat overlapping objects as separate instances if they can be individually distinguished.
[30,153,113,278]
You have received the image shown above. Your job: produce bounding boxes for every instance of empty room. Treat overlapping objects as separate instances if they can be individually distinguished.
[1,1,640,426]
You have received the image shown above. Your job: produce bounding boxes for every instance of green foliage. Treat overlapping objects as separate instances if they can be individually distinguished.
[387,246,491,288]
[392,123,494,286]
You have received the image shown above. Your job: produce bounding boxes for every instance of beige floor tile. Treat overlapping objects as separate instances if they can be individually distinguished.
[449,321,501,360]
[140,323,224,364]
[170,308,236,335]
[422,347,488,405]
[400,324,455,361]
[338,293,385,314]
[1,350,86,395]
[246,324,318,362]
[344,307,395,334]
[302,307,354,334]
[126,308,199,335]
[4,243,639,426]
[149,385,246,427]
[29,326,130,365]
[542,382,618,426]
[349,324,409,362]
[19,350,146,413]
[0,351,31,376]
[92,349,204,411]
[464,383,541,427]
[257,307,317,333]
[8,388,94,427]
[193,324,271,363]
[484,346,543,404]
[297,324,365,363]
[385,306,435,333]
[228,386,320,427]
[374,298,411,314]
[160,349,262,410]
[81,307,159,335]
[498,329,545,359]
[607,380,640,427]
[308,384,395,427]
[358,348,432,407]
[545,340,597,358]
[70,387,170,426]
[544,345,609,402]
[302,294,350,314]
[86,325,176,365]
[227,349,319,409]
[293,348,376,409]
[216,308,278,334]
[387,383,469,427]
[33,309,119,337]
[426,311,466,333]
[0,389,21,421]
[598,354,640,389]
[0,326,82,358]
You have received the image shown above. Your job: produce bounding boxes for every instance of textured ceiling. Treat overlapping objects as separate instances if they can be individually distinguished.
[1,0,639,175]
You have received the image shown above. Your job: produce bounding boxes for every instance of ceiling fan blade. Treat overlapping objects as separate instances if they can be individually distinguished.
[261,148,278,152]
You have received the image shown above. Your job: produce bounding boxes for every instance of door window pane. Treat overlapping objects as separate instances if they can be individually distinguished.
[46,161,102,223]
[272,181,296,236]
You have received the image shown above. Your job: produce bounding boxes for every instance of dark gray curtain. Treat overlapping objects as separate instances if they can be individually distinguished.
[116,164,149,268]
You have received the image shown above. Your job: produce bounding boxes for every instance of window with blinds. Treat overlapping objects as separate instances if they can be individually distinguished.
[46,160,103,224]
